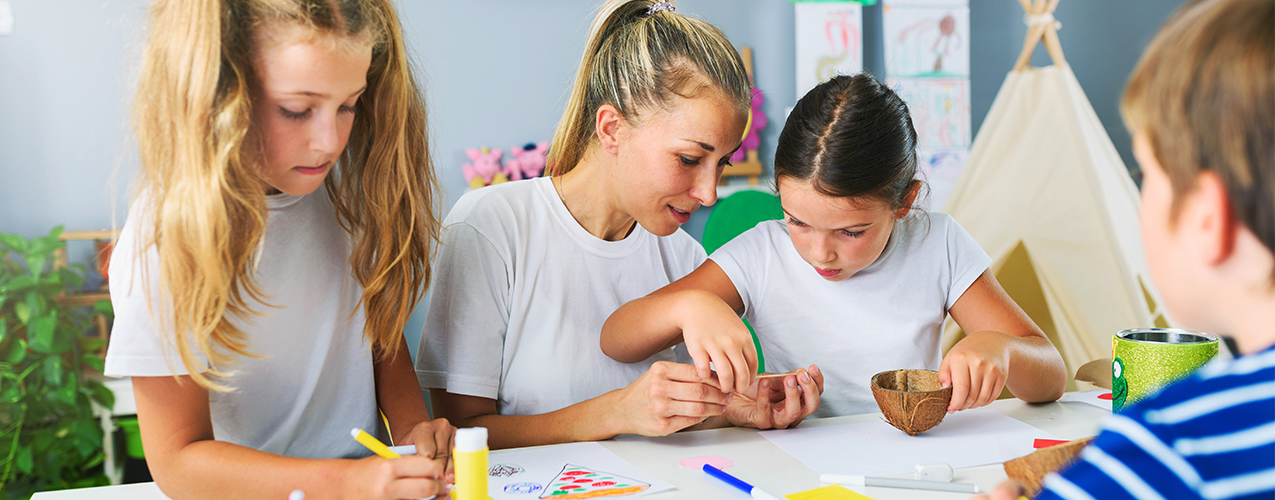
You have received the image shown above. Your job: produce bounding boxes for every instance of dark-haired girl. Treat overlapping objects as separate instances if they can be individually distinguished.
[602,73,1066,418]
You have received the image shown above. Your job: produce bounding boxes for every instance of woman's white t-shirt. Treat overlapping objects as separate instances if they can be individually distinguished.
[103,190,379,459]
[415,177,705,416]
[710,212,991,418]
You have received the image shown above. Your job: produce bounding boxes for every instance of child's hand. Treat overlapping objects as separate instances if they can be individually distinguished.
[400,418,458,480]
[613,361,731,436]
[678,290,758,395]
[940,331,1013,412]
[722,365,824,429]
[342,454,449,500]
[970,479,1026,499]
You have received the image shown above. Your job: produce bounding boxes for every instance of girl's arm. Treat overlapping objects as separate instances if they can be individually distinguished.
[943,269,1068,411]
[132,375,447,500]
[601,259,756,394]
[373,335,456,476]
[429,360,730,449]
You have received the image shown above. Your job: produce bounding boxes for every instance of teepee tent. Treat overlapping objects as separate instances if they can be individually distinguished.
[940,0,1171,389]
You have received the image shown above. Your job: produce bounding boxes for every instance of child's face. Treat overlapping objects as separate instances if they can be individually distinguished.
[778,177,904,282]
[251,36,372,196]
[1135,133,1199,327]
[613,92,747,236]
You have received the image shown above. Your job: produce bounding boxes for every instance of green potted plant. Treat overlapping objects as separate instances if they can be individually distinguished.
[0,226,115,499]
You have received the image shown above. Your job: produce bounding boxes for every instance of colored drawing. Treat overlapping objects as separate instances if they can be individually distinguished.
[891,78,971,149]
[785,484,875,500]
[491,463,525,478]
[485,443,673,500]
[505,482,543,495]
[916,147,968,210]
[796,2,864,101]
[540,464,650,499]
[883,5,969,78]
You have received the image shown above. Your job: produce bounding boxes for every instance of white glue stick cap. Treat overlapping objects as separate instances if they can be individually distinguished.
[455,427,488,452]
[914,462,953,482]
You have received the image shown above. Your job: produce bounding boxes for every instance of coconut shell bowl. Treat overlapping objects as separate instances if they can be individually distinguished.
[870,369,953,436]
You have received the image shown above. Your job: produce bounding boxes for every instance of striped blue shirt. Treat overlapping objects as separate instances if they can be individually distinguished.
[1037,345,1275,500]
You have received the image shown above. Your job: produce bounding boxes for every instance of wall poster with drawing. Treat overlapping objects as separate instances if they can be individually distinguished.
[795,2,863,103]
[883,0,971,210]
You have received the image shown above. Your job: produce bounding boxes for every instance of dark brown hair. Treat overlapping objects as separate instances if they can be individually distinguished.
[774,73,921,209]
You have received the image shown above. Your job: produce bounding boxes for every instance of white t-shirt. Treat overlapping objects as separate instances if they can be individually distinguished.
[710,212,991,418]
[415,177,706,416]
[104,189,379,459]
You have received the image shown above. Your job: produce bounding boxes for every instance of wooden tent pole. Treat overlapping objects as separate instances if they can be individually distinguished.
[1012,0,1066,71]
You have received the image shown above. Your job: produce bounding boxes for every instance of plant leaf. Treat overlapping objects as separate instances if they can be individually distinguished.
[14,301,30,324]
[57,379,77,405]
[0,233,28,254]
[79,338,106,353]
[27,315,56,354]
[92,300,113,318]
[7,338,27,364]
[0,320,7,344]
[41,357,62,387]
[16,445,32,475]
[80,354,104,373]
[86,379,114,408]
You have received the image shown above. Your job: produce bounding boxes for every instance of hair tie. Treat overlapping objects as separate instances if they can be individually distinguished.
[646,2,676,16]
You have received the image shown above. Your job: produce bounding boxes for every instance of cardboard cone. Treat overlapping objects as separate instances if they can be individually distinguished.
[1003,438,1093,495]
[870,369,952,435]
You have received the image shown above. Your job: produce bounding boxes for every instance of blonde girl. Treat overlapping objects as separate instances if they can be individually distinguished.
[104,1,454,498]
[602,73,1066,418]
[416,0,821,450]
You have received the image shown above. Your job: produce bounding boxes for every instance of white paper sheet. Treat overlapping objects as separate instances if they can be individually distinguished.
[760,407,1057,477]
[395,442,672,499]
[1059,390,1114,412]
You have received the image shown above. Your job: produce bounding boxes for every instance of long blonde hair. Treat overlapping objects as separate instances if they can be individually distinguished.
[132,0,439,390]
[547,0,752,175]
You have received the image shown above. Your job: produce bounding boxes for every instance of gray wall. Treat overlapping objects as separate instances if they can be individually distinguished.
[0,0,1186,355]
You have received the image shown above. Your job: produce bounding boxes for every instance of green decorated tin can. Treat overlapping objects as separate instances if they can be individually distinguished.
[1111,328,1219,412]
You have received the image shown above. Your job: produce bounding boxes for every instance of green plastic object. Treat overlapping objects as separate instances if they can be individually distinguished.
[703,190,783,254]
[703,190,783,374]
[115,417,145,459]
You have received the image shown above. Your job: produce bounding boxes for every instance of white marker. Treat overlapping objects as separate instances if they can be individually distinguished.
[820,474,980,493]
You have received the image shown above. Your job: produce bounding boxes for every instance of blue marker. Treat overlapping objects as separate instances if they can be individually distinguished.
[702,464,782,500]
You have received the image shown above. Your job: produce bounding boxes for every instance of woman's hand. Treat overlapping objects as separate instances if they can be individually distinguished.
[398,418,457,481]
[940,331,1013,412]
[722,365,824,429]
[611,360,732,436]
[677,289,758,395]
[340,455,450,500]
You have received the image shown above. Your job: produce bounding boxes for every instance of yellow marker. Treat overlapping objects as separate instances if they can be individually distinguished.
[350,428,401,459]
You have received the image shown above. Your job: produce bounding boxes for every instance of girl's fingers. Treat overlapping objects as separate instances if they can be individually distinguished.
[386,478,445,500]
[663,399,727,419]
[798,370,821,416]
[808,364,825,393]
[947,365,970,412]
[689,350,714,387]
[664,380,732,407]
[726,349,752,395]
[710,351,735,396]
[964,368,985,410]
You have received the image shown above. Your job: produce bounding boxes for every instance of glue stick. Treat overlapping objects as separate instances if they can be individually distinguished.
[453,427,489,500]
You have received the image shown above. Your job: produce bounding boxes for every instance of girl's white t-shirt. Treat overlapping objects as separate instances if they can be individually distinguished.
[710,212,992,418]
[103,189,379,459]
[415,177,705,416]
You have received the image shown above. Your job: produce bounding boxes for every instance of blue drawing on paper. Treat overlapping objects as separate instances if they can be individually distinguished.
[504,482,543,495]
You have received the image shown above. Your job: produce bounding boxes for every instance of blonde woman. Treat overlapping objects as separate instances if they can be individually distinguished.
[417,0,822,450]
[103,1,454,498]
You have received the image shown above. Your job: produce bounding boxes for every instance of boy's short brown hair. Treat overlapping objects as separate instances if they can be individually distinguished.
[1122,0,1273,274]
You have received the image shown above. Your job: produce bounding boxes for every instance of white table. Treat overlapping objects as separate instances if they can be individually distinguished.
[33,396,1109,499]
